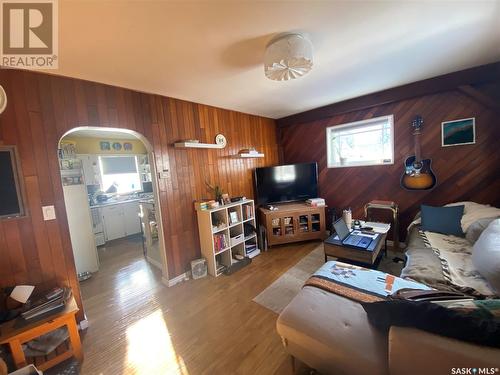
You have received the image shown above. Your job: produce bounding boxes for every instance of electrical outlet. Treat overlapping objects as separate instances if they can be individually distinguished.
[158,171,170,179]
[42,205,56,221]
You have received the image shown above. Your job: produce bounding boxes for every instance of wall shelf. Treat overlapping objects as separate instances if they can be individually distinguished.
[174,134,227,149]
[174,142,225,149]
[238,152,265,158]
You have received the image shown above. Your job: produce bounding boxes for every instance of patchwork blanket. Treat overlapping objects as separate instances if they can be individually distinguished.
[304,261,431,303]
[419,230,496,298]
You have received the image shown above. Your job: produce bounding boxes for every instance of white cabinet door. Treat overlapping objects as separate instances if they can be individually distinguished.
[123,202,141,236]
[102,205,125,241]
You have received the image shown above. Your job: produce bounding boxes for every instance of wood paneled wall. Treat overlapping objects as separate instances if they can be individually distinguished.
[0,69,278,316]
[281,89,500,241]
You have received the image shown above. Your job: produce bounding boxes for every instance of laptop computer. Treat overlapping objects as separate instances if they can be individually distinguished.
[333,218,373,250]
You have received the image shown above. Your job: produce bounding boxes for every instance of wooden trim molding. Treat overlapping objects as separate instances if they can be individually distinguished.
[277,61,500,128]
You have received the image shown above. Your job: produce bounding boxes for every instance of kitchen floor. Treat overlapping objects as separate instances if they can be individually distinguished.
[45,239,319,375]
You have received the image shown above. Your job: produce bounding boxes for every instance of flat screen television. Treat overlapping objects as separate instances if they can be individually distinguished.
[0,146,25,218]
[254,162,318,205]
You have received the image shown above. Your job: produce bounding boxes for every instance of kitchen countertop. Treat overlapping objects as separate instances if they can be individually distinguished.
[90,198,143,208]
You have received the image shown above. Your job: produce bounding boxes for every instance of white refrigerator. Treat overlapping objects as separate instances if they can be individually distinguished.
[63,184,100,274]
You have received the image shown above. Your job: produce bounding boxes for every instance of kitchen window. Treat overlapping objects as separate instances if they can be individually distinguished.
[326,115,394,168]
[99,155,141,194]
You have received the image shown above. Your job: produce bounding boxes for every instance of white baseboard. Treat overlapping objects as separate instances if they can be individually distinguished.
[146,255,163,270]
[165,272,189,287]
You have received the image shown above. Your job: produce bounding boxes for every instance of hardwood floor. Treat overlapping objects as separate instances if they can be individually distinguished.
[66,237,319,374]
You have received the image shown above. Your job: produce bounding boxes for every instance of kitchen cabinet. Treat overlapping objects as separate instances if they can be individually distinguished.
[102,205,125,241]
[123,202,141,236]
[102,201,141,241]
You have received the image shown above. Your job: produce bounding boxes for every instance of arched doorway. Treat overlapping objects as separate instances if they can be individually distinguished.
[57,126,169,301]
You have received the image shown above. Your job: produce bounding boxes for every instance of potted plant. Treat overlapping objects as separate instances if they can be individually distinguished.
[206,181,224,204]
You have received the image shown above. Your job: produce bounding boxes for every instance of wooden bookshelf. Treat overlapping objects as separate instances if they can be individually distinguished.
[195,199,260,277]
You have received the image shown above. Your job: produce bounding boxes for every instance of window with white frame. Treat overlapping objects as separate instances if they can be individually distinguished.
[326,115,394,168]
[99,155,141,194]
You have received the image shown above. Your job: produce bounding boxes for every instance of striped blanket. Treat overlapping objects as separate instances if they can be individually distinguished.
[418,230,496,298]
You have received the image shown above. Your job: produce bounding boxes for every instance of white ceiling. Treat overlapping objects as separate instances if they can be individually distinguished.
[53,1,500,119]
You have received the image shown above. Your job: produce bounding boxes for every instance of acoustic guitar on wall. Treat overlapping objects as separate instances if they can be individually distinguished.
[401,116,437,191]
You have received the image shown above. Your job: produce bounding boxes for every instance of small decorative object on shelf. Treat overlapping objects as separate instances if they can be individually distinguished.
[229,210,239,225]
[238,148,265,158]
[59,142,77,159]
[306,198,325,207]
[222,193,231,205]
[99,141,111,151]
[206,181,224,204]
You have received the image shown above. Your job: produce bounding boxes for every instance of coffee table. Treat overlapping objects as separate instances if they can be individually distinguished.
[323,231,388,269]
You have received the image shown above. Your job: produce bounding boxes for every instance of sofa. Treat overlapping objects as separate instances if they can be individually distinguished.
[276,202,500,375]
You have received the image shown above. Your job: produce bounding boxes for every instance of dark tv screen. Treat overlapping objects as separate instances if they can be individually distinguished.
[0,147,24,218]
[254,163,318,205]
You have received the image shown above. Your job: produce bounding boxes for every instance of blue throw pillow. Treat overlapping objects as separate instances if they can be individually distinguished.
[421,204,464,237]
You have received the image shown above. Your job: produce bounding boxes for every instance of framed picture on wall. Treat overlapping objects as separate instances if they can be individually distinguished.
[441,118,475,147]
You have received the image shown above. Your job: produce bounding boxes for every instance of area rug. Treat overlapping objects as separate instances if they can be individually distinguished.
[253,243,404,314]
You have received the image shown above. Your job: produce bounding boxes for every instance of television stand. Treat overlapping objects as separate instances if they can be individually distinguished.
[258,202,326,247]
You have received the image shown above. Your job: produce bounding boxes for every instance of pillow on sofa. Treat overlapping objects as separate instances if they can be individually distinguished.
[362,299,500,348]
[421,204,464,237]
[466,217,496,244]
[472,219,500,294]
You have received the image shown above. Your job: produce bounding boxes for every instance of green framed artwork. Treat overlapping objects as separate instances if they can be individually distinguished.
[441,118,475,147]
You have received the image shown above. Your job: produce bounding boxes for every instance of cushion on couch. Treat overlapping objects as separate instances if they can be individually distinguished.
[421,204,464,237]
[472,219,500,294]
[466,217,497,244]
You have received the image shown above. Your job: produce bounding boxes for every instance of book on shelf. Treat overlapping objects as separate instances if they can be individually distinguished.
[213,233,229,252]
[243,205,253,220]
[245,243,257,254]
[246,248,257,255]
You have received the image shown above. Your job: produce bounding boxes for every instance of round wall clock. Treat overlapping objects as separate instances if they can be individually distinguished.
[215,134,227,147]
[0,85,7,115]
